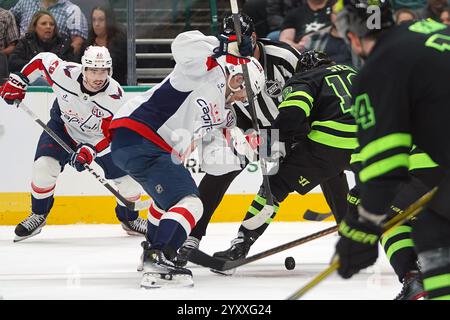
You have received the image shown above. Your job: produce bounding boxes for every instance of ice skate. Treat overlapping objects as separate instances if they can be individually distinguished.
[140,243,193,289]
[14,213,47,242]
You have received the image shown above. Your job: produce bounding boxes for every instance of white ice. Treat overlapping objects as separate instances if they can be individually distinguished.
[0,222,401,300]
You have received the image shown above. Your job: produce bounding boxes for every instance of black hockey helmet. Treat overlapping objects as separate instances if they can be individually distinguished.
[222,12,255,36]
[334,0,394,39]
[297,50,333,73]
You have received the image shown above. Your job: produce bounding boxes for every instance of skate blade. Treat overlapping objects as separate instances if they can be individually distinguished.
[13,228,43,243]
[140,272,194,289]
[121,224,145,236]
[210,268,236,276]
[137,256,144,272]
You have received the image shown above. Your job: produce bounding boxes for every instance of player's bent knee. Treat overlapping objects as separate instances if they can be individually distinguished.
[113,175,142,203]
[32,156,61,187]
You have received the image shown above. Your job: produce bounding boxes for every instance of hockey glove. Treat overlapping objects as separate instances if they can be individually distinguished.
[214,34,254,58]
[69,143,97,172]
[0,72,29,105]
[335,208,384,279]
[226,34,254,57]
[228,127,260,162]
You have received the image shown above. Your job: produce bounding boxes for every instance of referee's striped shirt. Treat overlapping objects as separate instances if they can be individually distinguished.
[233,38,302,128]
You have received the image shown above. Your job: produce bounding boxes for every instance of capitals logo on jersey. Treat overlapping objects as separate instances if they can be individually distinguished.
[109,87,123,100]
[92,106,105,118]
[63,65,77,79]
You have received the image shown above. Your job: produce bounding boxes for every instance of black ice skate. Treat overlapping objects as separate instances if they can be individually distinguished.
[394,271,427,300]
[140,243,193,289]
[14,213,47,242]
[211,231,256,276]
[174,236,200,267]
[121,217,147,236]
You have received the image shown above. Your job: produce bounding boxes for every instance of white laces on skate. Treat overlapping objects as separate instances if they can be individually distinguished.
[231,232,245,246]
[21,214,46,231]
[183,236,200,250]
[130,217,147,234]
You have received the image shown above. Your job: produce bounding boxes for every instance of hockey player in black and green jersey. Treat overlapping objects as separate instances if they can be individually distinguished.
[349,146,444,299]
[213,50,358,264]
[334,0,450,300]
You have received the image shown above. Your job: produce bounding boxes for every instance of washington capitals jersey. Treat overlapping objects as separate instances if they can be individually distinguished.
[352,19,450,214]
[21,52,125,153]
[110,31,236,158]
[275,63,357,150]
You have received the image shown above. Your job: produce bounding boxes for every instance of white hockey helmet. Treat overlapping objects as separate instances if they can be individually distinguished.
[81,46,113,76]
[225,56,265,96]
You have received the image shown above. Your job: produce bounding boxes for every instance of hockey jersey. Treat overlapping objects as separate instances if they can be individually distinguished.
[21,52,126,153]
[110,31,236,157]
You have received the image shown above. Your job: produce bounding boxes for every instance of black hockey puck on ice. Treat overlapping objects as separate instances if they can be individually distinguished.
[285,257,296,270]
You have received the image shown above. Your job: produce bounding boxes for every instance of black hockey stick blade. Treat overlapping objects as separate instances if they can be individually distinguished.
[303,210,333,221]
[187,225,338,271]
[187,249,228,271]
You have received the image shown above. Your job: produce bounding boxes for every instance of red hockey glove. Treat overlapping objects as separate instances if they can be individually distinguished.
[69,144,97,172]
[0,72,29,105]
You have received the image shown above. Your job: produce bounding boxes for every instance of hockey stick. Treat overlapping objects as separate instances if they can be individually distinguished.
[286,186,438,300]
[229,0,275,230]
[187,224,338,270]
[303,209,333,221]
[16,101,151,212]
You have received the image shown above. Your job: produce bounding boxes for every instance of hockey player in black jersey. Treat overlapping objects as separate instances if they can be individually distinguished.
[334,0,450,300]
[349,146,444,299]
[212,50,358,265]
[176,13,353,266]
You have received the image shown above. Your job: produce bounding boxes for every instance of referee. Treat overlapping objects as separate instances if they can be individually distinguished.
[176,13,349,264]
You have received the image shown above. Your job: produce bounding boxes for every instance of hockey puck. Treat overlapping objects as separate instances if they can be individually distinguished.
[284,256,296,270]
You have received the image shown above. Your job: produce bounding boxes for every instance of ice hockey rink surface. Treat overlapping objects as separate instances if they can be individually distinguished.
[0,221,402,300]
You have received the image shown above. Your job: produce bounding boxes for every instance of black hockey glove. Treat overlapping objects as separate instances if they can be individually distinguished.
[335,208,384,279]
[214,34,254,58]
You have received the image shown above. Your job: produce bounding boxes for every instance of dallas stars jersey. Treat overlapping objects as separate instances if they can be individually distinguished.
[352,19,450,214]
[274,63,357,150]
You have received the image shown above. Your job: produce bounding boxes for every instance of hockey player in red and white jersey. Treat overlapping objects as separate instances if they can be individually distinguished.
[109,30,265,288]
[0,46,146,242]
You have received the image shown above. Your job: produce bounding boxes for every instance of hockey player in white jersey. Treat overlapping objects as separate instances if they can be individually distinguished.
[0,46,146,242]
[109,30,265,288]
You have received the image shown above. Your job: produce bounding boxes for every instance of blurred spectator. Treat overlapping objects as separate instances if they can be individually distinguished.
[279,0,333,52]
[242,0,269,38]
[266,0,302,40]
[84,5,126,85]
[394,8,419,24]
[390,0,427,11]
[420,0,448,20]
[0,0,19,9]
[440,6,450,24]
[8,10,76,74]
[0,7,19,56]
[10,0,88,54]
[302,9,356,67]
[0,52,8,83]
[71,0,109,20]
